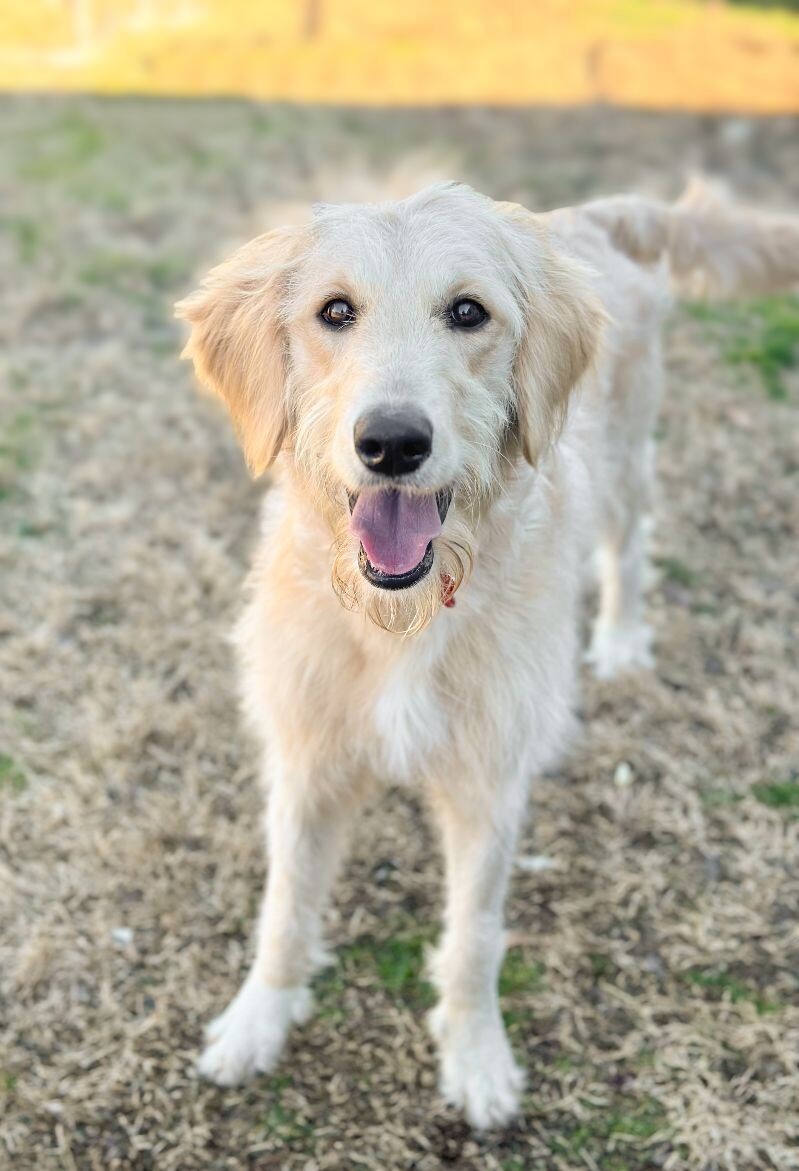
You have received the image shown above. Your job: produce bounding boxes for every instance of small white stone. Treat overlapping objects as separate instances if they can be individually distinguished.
[614,761,634,788]
[516,854,555,873]
[111,926,134,947]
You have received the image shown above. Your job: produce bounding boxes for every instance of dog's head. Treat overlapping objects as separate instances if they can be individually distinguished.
[177,183,604,633]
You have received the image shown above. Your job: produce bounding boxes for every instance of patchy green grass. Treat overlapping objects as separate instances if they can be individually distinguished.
[726,297,799,401]
[7,367,32,393]
[16,518,53,538]
[684,295,799,401]
[78,248,190,298]
[317,936,544,1024]
[500,947,545,997]
[589,951,618,980]
[751,777,799,810]
[260,1075,316,1152]
[318,930,436,1012]
[0,411,39,499]
[656,555,696,588]
[501,947,544,1031]
[2,215,44,264]
[550,1095,669,1168]
[0,754,26,793]
[0,411,37,466]
[700,784,745,809]
[18,110,105,181]
[370,934,432,1001]
[682,967,778,1015]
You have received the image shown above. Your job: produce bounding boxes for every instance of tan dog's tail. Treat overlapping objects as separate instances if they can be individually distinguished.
[580,177,799,299]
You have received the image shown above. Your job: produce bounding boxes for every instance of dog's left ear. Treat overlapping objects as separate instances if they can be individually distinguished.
[175,226,305,477]
[498,202,606,465]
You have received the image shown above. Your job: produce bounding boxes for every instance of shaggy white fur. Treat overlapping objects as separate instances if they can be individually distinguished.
[176,180,799,1128]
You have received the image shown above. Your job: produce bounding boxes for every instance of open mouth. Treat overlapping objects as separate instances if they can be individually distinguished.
[349,488,452,590]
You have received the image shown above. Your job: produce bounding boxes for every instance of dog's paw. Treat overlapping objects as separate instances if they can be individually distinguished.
[197,973,312,1087]
[429,1004,525,1129]
[587,622,654,680]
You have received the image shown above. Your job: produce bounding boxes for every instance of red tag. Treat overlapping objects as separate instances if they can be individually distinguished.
[440,573,456,607]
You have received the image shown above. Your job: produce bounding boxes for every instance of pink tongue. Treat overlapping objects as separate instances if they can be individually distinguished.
[351,490,442,575]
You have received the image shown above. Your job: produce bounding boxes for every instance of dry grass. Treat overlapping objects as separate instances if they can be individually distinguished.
[1,1,799,110]
[1,98,798,1170]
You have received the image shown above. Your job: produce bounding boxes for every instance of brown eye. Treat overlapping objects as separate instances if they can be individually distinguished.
[450,298,488,329]
[320,298,356,328]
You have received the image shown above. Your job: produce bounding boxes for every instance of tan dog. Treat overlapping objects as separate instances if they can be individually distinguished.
[177,180,798,1128]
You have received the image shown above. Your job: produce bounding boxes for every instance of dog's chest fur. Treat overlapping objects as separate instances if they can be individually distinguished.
[367,620,452,783]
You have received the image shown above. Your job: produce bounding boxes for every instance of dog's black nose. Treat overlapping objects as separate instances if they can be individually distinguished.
[354,410,433,477]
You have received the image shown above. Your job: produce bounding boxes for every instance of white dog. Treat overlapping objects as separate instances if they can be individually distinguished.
[176,179,798,1128]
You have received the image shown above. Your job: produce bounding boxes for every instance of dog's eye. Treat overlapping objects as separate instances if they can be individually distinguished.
[449,298,489,329]
[320,298,356,329]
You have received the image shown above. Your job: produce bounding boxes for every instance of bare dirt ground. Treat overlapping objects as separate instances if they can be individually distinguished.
[1,98,798,1171]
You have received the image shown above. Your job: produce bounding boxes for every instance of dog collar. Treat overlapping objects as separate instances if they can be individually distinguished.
[440,573,457,608]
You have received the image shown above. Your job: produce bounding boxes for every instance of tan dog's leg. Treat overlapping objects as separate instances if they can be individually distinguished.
[588,333,662,679]
[588,510,654,679]
[198,764,359,1086]
[427,780,526,1128]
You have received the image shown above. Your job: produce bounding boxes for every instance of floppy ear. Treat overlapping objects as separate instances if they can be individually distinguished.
[175,226,305,477]
[498,203,606,465]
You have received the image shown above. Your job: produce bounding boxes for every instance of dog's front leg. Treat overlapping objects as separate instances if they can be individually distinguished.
[198,765,357,1086]
[427,777,527,1129]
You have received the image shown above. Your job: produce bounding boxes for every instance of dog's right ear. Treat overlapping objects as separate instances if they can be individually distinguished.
[175,226,305,477]
[495,201,606,466]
